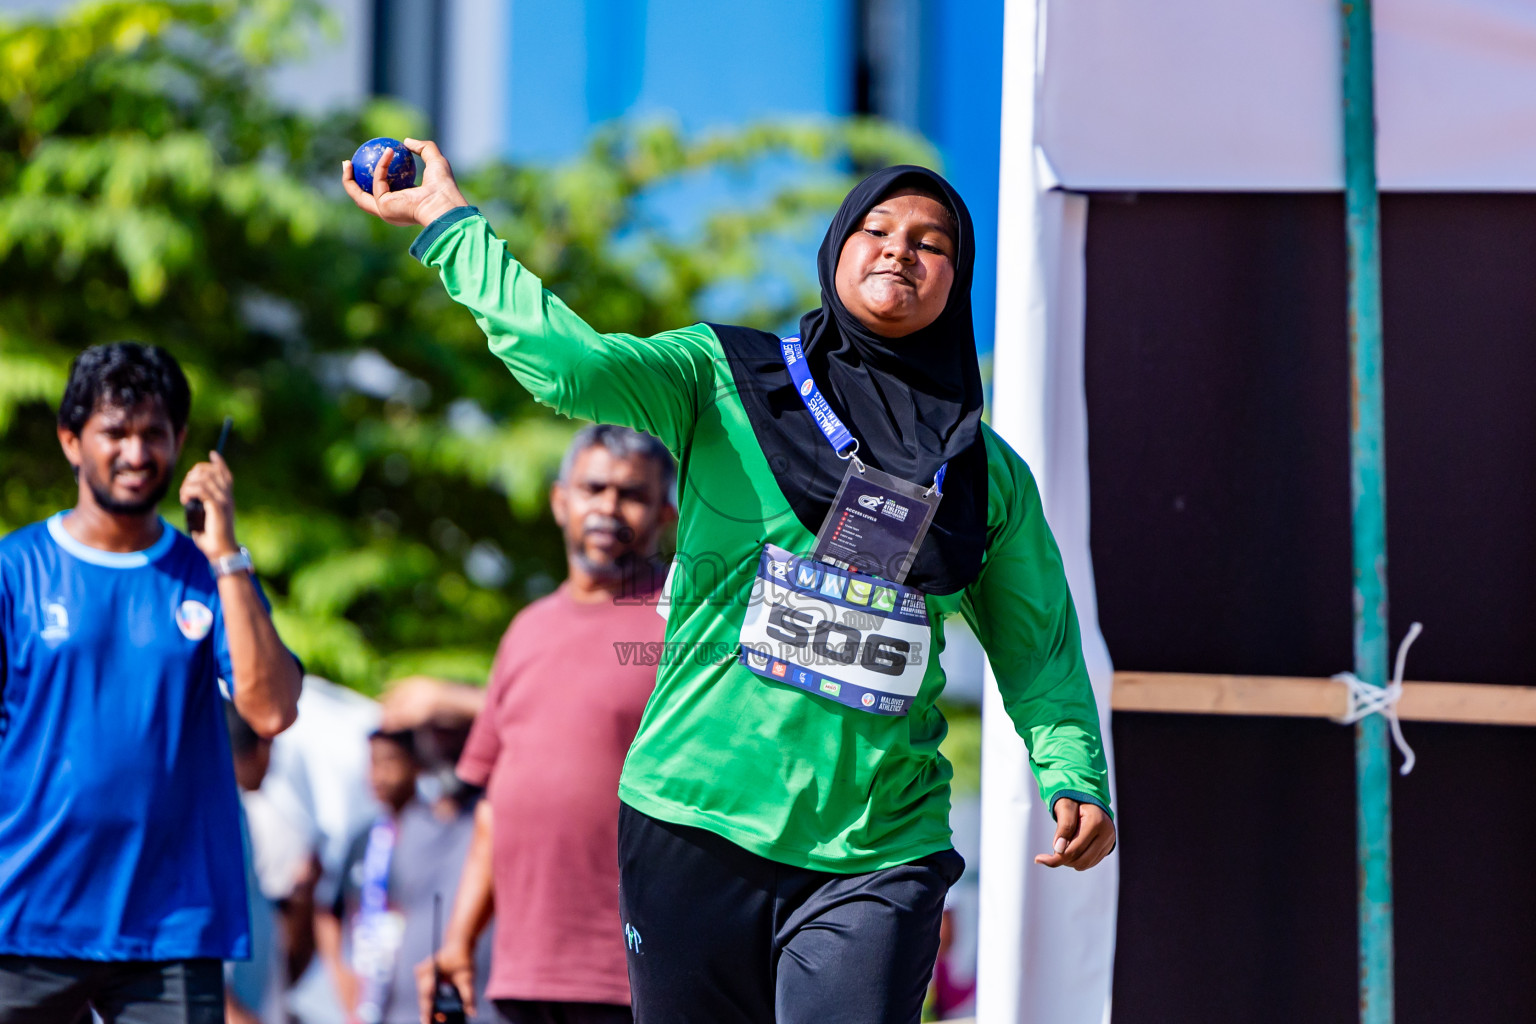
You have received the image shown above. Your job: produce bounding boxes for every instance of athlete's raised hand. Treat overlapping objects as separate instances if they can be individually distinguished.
[179,451,239,562]
[343,137,469,228]
[1035,797,1116,871]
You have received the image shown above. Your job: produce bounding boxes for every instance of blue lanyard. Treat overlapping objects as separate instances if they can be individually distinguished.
[779,336,858,458]
[779,336,946,495]
[359,817,396,918]
[354,815,400,1019]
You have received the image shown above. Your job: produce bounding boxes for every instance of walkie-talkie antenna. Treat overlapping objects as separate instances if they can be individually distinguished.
[433,892,443,988]
[430,892,467,1023]
[184,416,234,535]
[213,416,233,455]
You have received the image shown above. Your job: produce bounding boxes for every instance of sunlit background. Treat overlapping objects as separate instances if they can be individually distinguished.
[0,2,1006,1017]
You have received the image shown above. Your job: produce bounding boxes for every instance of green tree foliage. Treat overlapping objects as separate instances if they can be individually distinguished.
[0,0,937,692]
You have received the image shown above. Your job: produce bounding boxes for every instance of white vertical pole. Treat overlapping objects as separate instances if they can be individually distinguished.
[978,2,1118,1021]
[976,6,1046,1014]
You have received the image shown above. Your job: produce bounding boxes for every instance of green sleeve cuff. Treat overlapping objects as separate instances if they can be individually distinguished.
[1048,788,1113,821]
[410,205,481,263]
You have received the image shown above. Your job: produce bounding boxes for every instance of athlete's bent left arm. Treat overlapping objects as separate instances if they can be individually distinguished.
[181,451,302,737]
[960,435,1115,871]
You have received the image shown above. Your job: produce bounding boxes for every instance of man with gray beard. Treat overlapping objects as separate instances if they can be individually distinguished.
[381,425,674,1024]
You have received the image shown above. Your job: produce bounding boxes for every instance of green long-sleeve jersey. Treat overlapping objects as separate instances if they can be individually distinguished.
[414,208,1110,873]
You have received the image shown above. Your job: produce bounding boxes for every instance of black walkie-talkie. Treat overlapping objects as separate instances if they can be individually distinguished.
[184,416,233,535]
[431,893,468,1024]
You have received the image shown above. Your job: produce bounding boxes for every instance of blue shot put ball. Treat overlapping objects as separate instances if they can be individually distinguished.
[351,138,417,193]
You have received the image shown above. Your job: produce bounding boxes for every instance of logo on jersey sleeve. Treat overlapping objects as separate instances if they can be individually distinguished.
[41,602,70,642]
[175,600,214,641]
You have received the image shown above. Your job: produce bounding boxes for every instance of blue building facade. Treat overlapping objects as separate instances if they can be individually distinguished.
[370,0,1003,351]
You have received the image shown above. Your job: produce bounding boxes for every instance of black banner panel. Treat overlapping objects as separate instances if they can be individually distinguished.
[1085,192,1536,1024]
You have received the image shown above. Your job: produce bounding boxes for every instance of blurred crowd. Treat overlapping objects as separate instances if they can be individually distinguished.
[223,674,483,1024]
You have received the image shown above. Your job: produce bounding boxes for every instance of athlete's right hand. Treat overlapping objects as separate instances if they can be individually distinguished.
[343,137,469,229]
[416,941,476,1024]
[1034,797,1116,871]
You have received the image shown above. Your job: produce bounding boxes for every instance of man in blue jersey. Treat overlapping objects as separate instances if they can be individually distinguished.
[0,342,303,1024]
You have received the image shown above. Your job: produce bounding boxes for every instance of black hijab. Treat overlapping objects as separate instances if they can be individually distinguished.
[713,165,988,594]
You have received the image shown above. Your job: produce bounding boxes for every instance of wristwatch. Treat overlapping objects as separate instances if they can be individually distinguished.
[212,546,255,579]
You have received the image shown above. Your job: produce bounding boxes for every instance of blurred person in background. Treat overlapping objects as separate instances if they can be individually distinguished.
[226,703,313,1024]
[0,342,302,1024]
[386,424,674,1024]
[315,729,489,1024]
[923,894,974,1020]
[257,676,384,1024]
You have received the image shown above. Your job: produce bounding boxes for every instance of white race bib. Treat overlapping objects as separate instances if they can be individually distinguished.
[737,544,930,715]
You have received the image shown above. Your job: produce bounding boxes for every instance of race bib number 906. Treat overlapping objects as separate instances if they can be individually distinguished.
[738,544,931,715]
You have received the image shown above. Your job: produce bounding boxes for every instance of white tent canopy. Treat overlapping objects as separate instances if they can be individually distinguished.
[981,1,1536,1021]
[1035,0,1536,192]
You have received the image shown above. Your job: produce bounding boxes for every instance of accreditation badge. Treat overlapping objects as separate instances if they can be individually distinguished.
[810,463,941,585]
[738,544,930,715]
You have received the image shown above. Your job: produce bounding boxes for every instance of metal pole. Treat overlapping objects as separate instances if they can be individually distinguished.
[1340,3,1393,1022]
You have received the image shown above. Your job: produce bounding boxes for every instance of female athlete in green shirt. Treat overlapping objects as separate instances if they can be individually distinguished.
[347,140,1114,1024]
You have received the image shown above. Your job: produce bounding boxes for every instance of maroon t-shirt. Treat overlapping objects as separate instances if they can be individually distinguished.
[457,583,662,1005]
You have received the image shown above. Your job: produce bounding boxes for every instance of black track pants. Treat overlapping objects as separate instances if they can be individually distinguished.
[0,957,223,1024]
[490,999,633,1024]
[617,803,964,1024]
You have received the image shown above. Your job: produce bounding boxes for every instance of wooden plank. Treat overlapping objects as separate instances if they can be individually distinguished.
[1396,681,1536,727]
[1111,672,1536,727]
[1112,672,1347,719]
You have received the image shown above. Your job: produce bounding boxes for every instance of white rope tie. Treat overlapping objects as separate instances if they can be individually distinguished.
[1332,621,1423,776]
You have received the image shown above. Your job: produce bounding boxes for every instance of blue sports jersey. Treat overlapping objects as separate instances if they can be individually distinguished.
[0,513,254,961]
